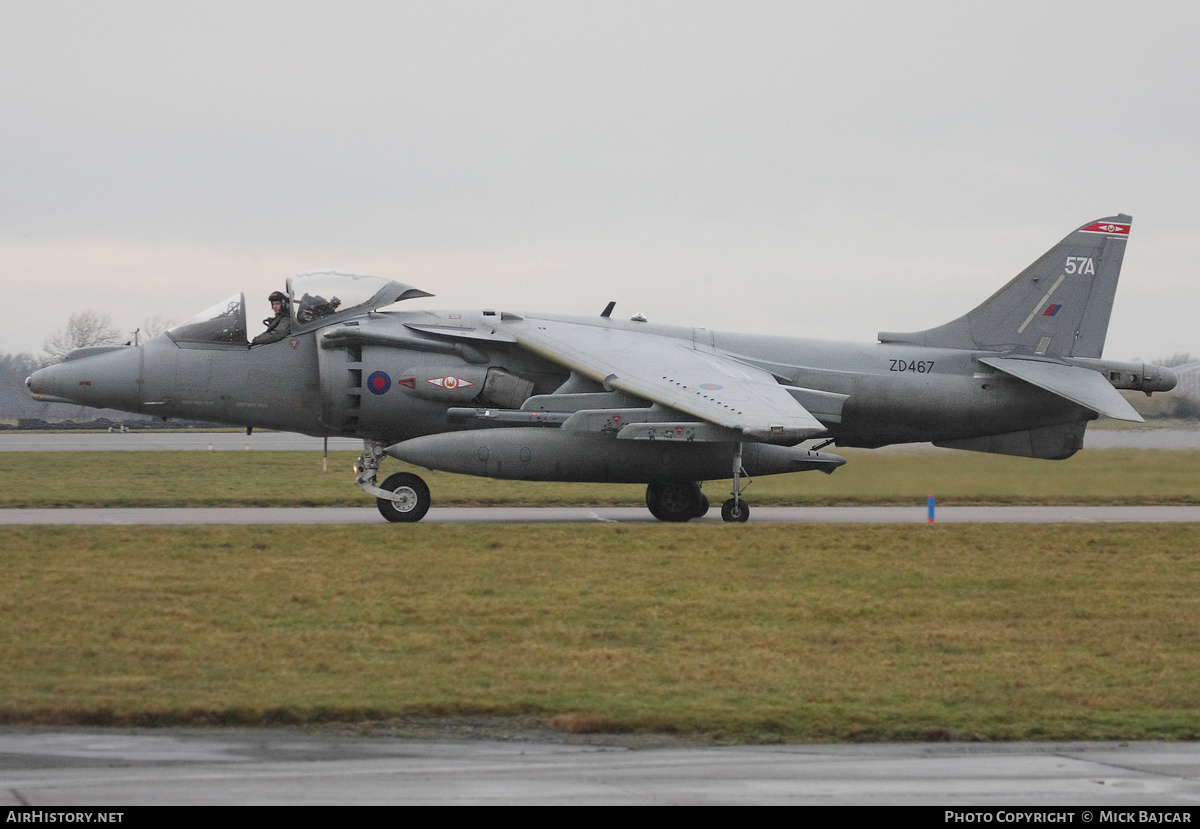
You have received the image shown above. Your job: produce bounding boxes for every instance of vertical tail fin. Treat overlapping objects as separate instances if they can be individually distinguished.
[878,215,1131,359]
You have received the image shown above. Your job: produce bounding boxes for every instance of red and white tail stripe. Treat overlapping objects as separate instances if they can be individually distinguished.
[1080,221,1130,235]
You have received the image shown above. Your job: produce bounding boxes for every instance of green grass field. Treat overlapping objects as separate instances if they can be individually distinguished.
[1,447,1198,508]
[2,523,1199,742]
[4,447,1198,742]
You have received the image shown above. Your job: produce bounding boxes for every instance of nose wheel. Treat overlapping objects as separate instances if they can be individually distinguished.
[356,441,433,523]
[376,472,431,523]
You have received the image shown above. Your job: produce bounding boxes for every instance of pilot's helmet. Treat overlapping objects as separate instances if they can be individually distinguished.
[268,290,288,304]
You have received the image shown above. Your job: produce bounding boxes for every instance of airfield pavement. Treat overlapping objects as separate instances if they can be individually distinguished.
[3,505,1200,525]
[2,730,1200,806]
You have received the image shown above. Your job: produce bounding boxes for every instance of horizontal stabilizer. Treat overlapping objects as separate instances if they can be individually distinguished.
[979,357,1143,422]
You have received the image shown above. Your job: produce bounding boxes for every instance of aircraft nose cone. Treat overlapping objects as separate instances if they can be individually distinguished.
[26,348,142,409]
[26,363,74,402]
[26,366,53,397]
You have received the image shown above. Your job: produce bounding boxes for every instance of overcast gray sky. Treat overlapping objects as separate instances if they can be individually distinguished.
[2,0,1197,361]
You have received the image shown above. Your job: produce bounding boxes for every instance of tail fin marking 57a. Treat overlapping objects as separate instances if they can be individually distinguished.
[879,214,1132,359]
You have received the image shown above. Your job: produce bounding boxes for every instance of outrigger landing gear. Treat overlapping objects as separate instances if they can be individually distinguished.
[645,481,708,522]
[355,440,432,523]
[721,442,750,523]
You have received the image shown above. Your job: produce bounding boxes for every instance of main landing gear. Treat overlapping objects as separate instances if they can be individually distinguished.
[356,441,432,523]
[646,443,752,523]
[645,481,710,522]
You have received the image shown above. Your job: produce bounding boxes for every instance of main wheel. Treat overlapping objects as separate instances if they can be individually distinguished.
[695,493,711,518]
[646,481,703,522]
[376,472,431,523]
[721,498,750,523]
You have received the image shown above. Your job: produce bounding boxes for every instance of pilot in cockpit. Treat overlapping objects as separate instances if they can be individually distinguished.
[249,290,293,347]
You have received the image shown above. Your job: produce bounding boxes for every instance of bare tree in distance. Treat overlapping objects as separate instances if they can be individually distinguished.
[1129,353,1194,367]
[40,311,122,366]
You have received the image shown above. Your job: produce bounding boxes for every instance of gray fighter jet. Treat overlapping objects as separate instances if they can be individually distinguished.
[27,215,1177,522]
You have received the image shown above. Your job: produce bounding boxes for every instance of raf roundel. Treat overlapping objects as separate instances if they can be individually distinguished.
[367,370,391,395]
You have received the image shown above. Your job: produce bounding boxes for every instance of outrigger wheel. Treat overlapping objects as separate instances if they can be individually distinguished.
[376,472,431,523]
[720,441,751,523]
[721,498,749,523]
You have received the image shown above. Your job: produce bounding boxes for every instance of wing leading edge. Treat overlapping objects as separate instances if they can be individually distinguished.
[510,318,826,443]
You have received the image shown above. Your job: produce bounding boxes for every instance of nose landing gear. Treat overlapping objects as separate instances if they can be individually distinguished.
[375,472,431,523]
[356,441,432,523]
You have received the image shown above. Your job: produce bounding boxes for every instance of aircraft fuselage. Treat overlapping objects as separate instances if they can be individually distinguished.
[25,217,1180,522]
[30,308,1163,453]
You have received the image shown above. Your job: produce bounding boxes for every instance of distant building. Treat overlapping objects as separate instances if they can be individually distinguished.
[1174,361,1200,401]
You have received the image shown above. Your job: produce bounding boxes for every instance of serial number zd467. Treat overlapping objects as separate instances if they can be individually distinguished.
[889,359,935,373]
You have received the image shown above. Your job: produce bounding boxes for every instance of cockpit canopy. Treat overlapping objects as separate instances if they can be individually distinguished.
[286,271,432,325]
[166,294,248,344]
[167,272,433,345]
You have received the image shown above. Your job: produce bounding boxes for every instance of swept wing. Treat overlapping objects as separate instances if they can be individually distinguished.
[508,317,826,443]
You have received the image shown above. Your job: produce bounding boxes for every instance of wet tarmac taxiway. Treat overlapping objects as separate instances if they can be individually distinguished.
[2,730,1199,805]
[3,505,1200,524]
